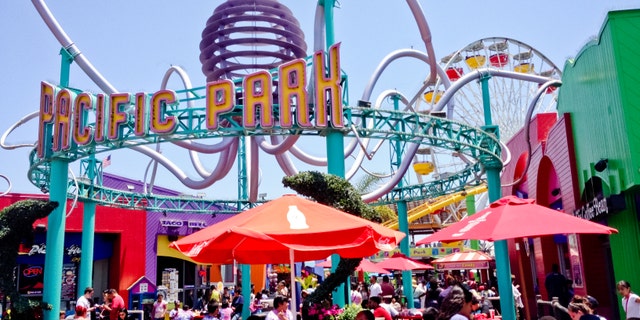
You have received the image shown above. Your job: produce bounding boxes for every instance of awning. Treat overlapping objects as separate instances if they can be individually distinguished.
[431,250,494,270]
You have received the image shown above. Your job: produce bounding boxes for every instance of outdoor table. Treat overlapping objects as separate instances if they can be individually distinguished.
[247,312,269,320]
[397,309,424,320]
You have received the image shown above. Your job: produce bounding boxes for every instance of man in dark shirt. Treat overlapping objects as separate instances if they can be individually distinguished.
[380,275,395,298]
[231,287,244,319]
[545,264,569,306]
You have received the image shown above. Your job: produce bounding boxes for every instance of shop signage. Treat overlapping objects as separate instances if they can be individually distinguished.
[28,243,47,256]
[187,220,207,229]
[370,244,465,261]
[160,219,184,227]
[19,264,44,296]
[160,219,207,228]
[66,244,81,256]
[573,197,608,220]
[435,261,490,270]
[22,265,43,278]
[28,243,83,257]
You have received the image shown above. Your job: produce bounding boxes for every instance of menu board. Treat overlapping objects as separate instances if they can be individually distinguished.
[61,264,77,301]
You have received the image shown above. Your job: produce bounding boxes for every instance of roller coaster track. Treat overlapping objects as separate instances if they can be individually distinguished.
[382,184,487,230]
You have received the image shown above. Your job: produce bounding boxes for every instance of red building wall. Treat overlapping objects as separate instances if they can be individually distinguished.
[0,193,146,304]
[501,113,586,318]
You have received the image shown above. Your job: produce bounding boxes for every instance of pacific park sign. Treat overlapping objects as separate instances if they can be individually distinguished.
[37,44,343,159]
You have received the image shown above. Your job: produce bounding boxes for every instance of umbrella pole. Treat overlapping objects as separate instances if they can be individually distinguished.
[290,249,297,316]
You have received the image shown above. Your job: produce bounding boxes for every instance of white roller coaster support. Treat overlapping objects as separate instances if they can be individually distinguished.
[255,135,298,154]
[352,49,451,185]
[149,66,196,192]
[405,0,438,86]
[0,174,12,197]
[346,90,411,180]
[129,142,237,190]
[248,138,260,202]
[0,111,38,150]
[271,137,298,176]
[32,0,117,94]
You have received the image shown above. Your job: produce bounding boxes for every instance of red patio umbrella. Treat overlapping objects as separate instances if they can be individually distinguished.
[170,194,405,314]
[375,253,434,271]
[416,195,618,244]
[170,194,405,264]
[317,258,391,274]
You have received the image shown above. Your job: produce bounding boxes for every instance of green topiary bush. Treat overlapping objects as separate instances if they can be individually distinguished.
[0,199,58,319]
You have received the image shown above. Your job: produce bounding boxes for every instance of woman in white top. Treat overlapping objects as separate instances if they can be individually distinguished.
[618,280,640,320]
[152,294,168,320]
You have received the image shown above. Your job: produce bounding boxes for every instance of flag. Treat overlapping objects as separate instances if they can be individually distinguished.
[102,155,111,168]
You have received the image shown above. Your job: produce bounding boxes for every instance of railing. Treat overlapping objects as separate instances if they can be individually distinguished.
[536,295,570,320]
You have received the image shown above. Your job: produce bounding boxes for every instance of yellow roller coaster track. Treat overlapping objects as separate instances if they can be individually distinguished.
[382,184,487,230]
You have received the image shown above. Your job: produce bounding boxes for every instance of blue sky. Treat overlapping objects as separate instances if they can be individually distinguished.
[1,0,639,200]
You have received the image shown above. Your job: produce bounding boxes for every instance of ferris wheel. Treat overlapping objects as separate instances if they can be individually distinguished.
[410,38,561,225]
[419,37,562,142]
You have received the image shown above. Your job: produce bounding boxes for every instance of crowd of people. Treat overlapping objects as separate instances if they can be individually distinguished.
[56,272,640,320]
[60,287,126,320]
[353,272,615,320]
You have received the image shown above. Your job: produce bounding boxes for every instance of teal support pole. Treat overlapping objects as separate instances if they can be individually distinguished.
[43,47,73,320]
[390,94,413,306]
[241,264,251,319]
[322,0,335,46]
[328,129,346,307]
[320,0,347,307]
[78,156,97,297]
[238,136,252,319]
[396,201,413,306]
[79,202,96,294]
[43,160,69,320]
[479,74,515,320]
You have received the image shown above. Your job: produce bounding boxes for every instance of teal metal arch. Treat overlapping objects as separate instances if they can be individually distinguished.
[30,89,500,212]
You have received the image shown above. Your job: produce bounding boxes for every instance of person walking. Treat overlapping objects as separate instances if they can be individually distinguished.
[152,293,168,320]
[98,289,125,320]
[618,280,640,320]
[546,264,568,304]
[369,275,382,298]
[98,290,112,320]
[512,275,525,320]
[380,275,395,298]
[76,287,96,317]
[413,279,427,308]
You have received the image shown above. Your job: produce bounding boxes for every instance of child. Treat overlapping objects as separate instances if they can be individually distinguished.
[617,280,640,320]
[219,302,234,320]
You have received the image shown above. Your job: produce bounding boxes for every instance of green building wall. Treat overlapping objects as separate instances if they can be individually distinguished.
[557,9,640,306]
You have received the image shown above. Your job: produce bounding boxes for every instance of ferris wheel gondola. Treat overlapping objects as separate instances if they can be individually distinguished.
[423,37,562,142]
